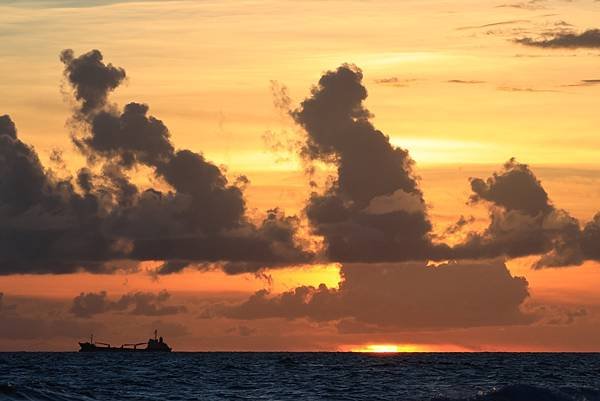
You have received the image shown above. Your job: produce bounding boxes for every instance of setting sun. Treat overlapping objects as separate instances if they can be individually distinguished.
[351,344,423,353]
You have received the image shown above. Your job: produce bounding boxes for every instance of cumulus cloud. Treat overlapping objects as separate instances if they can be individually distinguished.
[0,49,312,275]
[516,29,600,48]
[582,214,600,260]
[70,290,187,318]
[207,260,533,330]
[292,64,448,262]
[290,67,598,268]
[0,113,121,274]
[63,49,311,273]
[469,158,552,215]
[60,49,126,116]
[453,159,584,268]
[2,51,600,276]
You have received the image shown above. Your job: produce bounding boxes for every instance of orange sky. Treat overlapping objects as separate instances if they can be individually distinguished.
[1,0,600,352]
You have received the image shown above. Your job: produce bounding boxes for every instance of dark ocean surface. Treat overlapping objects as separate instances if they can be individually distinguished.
[1,352,600,400]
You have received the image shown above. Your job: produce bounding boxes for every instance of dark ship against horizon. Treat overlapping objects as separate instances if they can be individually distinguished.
[79,330,172,352]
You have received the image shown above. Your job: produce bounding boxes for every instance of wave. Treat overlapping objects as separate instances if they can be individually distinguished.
[434,384,600,401]
[0,383,97,401]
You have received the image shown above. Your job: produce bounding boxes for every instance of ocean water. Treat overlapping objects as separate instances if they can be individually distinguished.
[1,353,600,400]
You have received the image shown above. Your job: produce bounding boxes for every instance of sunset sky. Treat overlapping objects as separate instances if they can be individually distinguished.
[2,0,600,351]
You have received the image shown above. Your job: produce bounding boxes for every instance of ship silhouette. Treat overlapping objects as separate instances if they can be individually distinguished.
[79,330,172,352]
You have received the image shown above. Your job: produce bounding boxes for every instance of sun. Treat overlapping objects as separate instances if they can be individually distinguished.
[351,344,422,353]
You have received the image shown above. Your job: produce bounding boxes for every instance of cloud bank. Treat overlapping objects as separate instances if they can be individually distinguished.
[207,260,533,330]
[0,49,312,275]
[0,51,598,276]
[71,290,186,318]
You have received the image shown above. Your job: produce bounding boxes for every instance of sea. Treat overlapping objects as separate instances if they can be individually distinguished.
[1,352,599,400]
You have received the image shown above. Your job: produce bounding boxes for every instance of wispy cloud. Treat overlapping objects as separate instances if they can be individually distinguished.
[564,79,600,87]
[1,0,177,8]
[373,77,420,87]
[457,19,530,31]
[516,29,600,48]
[498,86,560,92]
[496,0,547,11]
[447,79,486,84]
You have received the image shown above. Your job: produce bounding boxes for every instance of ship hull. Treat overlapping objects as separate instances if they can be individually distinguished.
[79,343,171,352]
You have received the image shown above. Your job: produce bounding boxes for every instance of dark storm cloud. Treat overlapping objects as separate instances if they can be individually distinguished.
[452,159,584,268]
[292,64,448,262]
[208,260,533,330]
[70,290,187,318]
[516,29,600,48]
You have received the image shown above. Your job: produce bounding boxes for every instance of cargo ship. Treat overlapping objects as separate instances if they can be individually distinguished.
[79,330,172,352]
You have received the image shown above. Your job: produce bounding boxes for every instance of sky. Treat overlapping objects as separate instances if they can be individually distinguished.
[1,0,600,351]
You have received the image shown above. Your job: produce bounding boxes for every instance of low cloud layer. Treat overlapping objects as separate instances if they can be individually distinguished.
[0,292,17,313]
[0,294,102,340]
[207,260,533,330]
[70,290,187,318]
[0,292,188,346]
